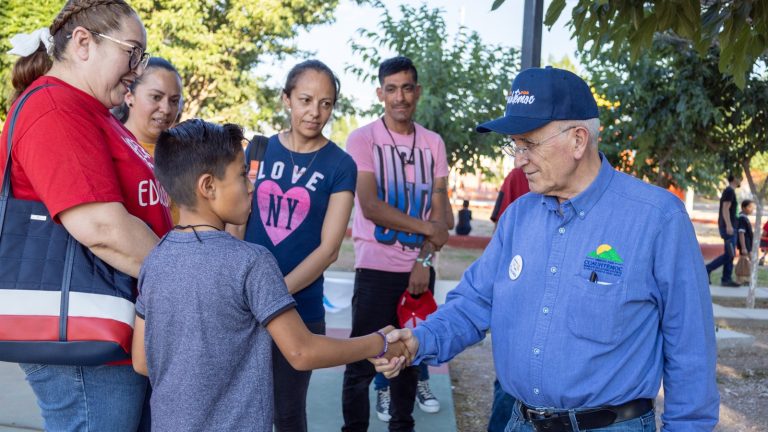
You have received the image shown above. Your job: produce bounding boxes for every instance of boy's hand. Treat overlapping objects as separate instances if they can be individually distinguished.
[369,328,419,378]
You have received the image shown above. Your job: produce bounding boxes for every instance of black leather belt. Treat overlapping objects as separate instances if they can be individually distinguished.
[519,398,653,432]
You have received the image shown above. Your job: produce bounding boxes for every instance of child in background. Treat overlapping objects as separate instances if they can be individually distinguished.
[738,199,755,257]
[455,200,472,235]
[131,119,406,432]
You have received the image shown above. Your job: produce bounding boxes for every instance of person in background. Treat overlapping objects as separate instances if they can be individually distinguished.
[738,199,755,257]
[342,56,450,432]
[490,167,529,225]
[238,60,357,432]
[113,56,183,225]
[706,174,742,287]
[455,200,472,235]
[1,1,172,430]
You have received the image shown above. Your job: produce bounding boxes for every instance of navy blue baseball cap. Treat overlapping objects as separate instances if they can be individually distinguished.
[476,66,598,135]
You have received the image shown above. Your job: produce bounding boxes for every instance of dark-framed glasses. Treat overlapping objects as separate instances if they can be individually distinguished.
[73,29,150,70]
[501,125,577,157]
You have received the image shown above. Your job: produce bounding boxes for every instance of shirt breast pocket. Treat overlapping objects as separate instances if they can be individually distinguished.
[567,275,625,345]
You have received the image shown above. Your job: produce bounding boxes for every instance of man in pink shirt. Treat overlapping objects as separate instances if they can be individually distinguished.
[342,56,451,432]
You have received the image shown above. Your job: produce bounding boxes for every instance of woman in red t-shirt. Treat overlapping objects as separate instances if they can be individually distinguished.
[0,1,171,430]
[113,56,184,223]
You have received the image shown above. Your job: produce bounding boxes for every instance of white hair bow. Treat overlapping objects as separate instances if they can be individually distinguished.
[7,28,53,57]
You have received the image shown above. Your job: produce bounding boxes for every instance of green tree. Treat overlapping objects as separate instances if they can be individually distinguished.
[347,1,520,172]
[491,0,768,88]
[0,0,341,128]
[586,38,723,192]
[329,115,359,149]
[585,35,768,307]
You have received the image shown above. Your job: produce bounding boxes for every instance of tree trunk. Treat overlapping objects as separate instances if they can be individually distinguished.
[742,158,767,309]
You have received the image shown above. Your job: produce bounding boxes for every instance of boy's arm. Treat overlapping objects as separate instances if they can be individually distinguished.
[131,316,148,376]
[266,308,407,371]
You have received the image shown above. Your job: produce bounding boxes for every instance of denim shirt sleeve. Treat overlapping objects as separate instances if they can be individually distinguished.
[655,210,719,431]
[413,216,505,365]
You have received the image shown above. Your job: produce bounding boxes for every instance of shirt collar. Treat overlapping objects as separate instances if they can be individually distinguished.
[539,152,615,219]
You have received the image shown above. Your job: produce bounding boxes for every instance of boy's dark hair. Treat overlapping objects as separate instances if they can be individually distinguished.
[742,199,754,210]
[112,57,183,123]
[462,200,470,208]
[155,119,244,208]
[283,59,340,104]
[378,56,418,85]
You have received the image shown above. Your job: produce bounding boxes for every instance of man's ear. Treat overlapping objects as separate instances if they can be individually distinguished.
[376,86,384,103]
[197,173,216,200]
[572,126,590,160]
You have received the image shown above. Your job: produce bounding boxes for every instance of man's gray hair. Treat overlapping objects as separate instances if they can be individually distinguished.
[571,118,600,147]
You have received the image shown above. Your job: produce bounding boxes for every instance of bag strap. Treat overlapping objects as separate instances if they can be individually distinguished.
[60,237,77,341]
[2,84,54,201]
[246,134,269,166]
[245,134,269,183]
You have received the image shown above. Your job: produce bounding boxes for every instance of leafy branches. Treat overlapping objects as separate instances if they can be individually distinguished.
[490,0,768,88]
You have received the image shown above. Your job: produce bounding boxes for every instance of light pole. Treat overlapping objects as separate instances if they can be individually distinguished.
[521,0,543,70]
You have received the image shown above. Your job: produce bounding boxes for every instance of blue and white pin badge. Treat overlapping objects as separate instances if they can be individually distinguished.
[509,255,523,280]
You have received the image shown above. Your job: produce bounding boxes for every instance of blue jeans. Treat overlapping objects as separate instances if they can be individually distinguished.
[19,363,147,432]
[504,400,656,432]
[374,364,430,391]
[706,234,736,282]
[488,379,516,432]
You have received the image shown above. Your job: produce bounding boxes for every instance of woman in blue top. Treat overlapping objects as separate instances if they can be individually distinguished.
[242,60,357,431]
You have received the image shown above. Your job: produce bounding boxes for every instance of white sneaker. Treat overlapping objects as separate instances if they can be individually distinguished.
[416,379,440,413]
[376,387,391,422]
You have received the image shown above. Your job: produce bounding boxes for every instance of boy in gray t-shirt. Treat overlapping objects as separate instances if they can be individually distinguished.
[131,120,409,432]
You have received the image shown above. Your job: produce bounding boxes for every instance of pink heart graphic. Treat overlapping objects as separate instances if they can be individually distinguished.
[257,180,310,246]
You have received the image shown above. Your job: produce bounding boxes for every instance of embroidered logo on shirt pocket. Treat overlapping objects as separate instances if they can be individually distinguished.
[567,276,625,344]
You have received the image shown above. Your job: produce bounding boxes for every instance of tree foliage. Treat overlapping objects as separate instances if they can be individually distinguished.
[587,38,723,192]
[491,0,768,88]
[347,1,520,172]
[0,0,340,128]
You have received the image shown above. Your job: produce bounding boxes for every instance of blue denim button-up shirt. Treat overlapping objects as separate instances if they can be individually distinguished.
[413,154,719,430]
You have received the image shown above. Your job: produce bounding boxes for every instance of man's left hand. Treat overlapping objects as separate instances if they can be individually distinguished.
[408,260,430,295]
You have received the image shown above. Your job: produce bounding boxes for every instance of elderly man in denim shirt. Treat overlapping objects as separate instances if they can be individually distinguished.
[374,67,719,432]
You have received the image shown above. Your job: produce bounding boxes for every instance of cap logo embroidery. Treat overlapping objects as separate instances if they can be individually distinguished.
[583,244,624,277]
[506,89,535,105]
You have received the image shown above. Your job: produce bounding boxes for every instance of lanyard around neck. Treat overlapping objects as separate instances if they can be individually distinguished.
[381,117,416,165]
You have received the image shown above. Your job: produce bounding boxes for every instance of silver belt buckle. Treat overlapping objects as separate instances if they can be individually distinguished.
[527,407,555,418]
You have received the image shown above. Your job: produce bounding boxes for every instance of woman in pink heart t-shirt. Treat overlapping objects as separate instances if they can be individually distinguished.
[242,60,357,432]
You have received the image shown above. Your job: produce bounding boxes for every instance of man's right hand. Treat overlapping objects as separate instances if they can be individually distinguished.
[426,221,449,248]
[726,225,734,236]
[369,328,419,378]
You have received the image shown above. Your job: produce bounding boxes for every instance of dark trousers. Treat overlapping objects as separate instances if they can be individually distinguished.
[341,268,435,432]
[272,321,325,432]
[706,234,736,282]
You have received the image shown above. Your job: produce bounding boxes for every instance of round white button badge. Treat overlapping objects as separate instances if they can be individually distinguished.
[509,255,523,280]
